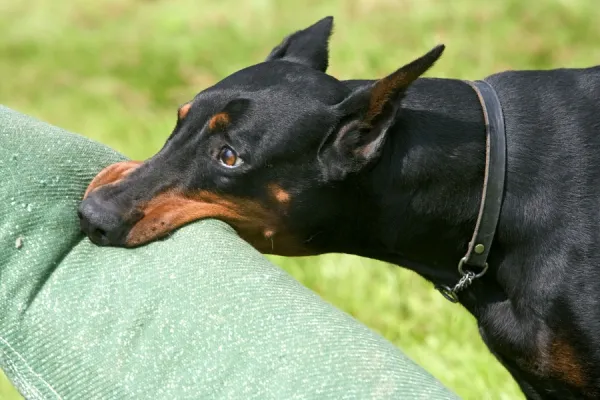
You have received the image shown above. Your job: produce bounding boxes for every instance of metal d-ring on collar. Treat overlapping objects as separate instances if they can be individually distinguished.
[435,79,507,303]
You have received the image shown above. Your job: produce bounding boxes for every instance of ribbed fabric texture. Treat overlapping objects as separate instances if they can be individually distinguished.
[0,105,458,399]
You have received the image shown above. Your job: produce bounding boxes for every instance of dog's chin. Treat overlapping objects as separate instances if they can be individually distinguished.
[123,205,315,257]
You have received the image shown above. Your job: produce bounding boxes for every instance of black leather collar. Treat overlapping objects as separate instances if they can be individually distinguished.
[436,79,507,303]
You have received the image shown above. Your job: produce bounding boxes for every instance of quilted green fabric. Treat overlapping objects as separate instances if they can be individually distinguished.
[0,105,458,399]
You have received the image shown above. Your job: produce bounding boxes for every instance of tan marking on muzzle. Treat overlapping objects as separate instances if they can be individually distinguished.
[83,161,143,199]
[125,190,311,255]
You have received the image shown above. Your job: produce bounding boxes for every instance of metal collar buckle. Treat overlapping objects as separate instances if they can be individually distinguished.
[435,258,489,303]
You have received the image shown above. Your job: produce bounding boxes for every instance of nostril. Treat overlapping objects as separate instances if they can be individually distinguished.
[78,196,129,246]
[94,228,107,238]
[90,228,109,245]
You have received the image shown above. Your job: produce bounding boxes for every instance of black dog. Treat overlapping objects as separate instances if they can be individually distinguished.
[78,16,600,399]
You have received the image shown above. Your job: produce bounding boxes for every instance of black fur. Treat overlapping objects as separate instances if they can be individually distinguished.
[78,17,600,399]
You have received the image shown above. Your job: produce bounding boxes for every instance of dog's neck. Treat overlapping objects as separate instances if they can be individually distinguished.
[317,70,600,398]
[328,77,510,316]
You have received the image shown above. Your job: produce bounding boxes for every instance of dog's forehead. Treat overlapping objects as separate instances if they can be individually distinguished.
[188,63,346,132]
[211,61,348,103]
[190,88,331,130]
[178,62,348,154]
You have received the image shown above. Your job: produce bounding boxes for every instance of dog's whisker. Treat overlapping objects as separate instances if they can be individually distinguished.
[304,231,323,243]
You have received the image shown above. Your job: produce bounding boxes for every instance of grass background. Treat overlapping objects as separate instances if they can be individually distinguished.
[1,0,599,398]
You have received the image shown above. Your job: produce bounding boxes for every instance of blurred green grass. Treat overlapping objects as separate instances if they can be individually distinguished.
[1,0,599,398]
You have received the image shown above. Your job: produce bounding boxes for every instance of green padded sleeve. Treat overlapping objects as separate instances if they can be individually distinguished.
[0,105,458,400]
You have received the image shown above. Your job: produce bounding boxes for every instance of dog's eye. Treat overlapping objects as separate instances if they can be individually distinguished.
[218,146,243,168]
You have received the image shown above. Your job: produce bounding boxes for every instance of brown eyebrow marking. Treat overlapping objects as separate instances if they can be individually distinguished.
[208,112,230,131]
[178,103,192,120]
[124,190,310,256]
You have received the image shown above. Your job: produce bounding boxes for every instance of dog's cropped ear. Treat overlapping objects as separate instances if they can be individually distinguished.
[265,16,334,72]
[319,45,445,180]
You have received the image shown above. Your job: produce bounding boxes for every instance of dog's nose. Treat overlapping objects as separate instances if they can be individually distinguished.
[78,195,133,246]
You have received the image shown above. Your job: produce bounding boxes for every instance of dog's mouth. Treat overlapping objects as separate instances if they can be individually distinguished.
[80,161,309,255]
[122,189,275,248]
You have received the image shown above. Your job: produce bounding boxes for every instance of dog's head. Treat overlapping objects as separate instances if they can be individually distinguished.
[78,16,444,255]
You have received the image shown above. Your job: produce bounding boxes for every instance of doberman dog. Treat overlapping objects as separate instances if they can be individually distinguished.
[77,16,600,399]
